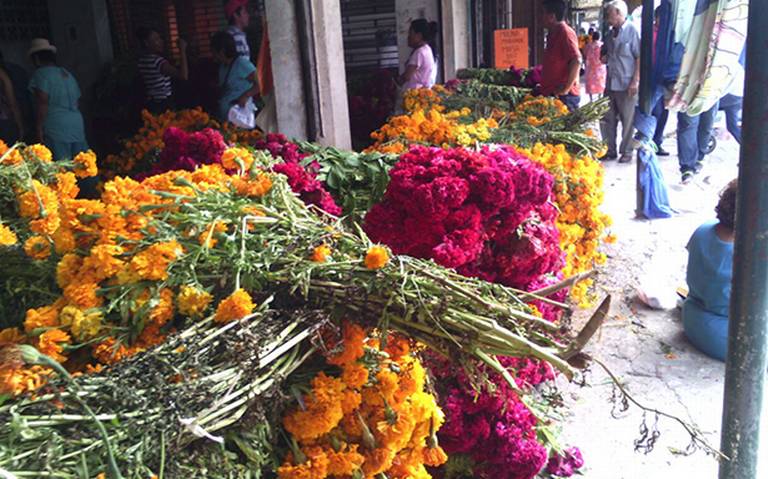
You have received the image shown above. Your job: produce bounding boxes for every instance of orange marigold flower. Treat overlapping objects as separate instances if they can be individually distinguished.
[283,372,346,442]
[341,389,362,415]
[423,444,448,466]
[341,362,369,389]
[364,245,390,270]
[24,144,52,162]
[73,150,98,178]
[63,281,104,309]
[81,243,125,281]
[326,444,365,477]
[148,288,174,326]
[214,288,255,323]
[0,365,52,397]
[0,223,18,246]
[277,447,330,479]
[52,226,76,254]
[56,253,83,288]
[130,240,184,281]
[93,337,143,365]
[54,172,79,199]
[327,322,366,366]
[0,145,23,165]
[17,180,58,219]
[221,147,254,171]
[198,221,228,248]
[29,214,61,236]
[362,447,396,477]
[177,285,213,319]
[24,299,66,332]
[231,173,272,197]
[311,244,331,263]
[23,235,51,260]
[37,329,71,363]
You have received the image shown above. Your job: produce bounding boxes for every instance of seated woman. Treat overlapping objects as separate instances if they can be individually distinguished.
[682,179,737,361]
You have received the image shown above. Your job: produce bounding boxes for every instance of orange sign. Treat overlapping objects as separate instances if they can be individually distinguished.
[494,28,529,69]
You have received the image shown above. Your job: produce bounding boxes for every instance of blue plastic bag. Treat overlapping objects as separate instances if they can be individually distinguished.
[634,107,674,219]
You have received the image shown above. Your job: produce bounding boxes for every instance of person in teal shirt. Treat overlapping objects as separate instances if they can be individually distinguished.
[211,31,259,123]
[27,38,88,161]
[682,179,737,361]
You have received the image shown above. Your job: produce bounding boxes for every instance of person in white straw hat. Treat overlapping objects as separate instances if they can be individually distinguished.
[27,37,89,161]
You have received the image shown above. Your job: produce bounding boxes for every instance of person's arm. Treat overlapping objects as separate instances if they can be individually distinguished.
[559,57,581,96]
[397,64,418,86]
[628,30,641,97]
[0,70,24,140]
[159,38,189,81]
[33,88,48,143]
[236,70,260,107]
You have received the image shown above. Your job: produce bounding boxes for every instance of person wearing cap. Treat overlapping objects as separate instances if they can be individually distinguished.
[27,38,88,161]
[225,0,251,59]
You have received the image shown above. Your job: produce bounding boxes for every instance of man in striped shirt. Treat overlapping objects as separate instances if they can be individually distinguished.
[225,0,251,59]
[136,27,188,114]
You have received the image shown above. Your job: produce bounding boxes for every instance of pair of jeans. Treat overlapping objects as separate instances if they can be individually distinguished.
[600,90,637,157]
[558,94,580,112]
[676,103,718,174]
[652,96,669,148]
[719,94,742,144]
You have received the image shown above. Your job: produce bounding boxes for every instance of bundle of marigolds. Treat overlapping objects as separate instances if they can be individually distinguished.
[279,323,447,479]
[0,142,576,476]
[101,108,264,178]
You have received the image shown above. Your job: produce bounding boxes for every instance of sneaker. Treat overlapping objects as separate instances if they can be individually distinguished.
[693,161,704,174]
[681,171,694,184]
[619,154,633,163]
[602,152,618,161]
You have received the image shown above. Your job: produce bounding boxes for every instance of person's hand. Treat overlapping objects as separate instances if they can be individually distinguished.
[628,82,639,97]
[178,38,188,51]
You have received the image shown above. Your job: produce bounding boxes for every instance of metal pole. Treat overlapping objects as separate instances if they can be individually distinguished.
[636,0,654,217]
[719,0,768,476]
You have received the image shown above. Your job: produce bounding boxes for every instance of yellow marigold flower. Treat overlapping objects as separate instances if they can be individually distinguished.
[73,150,98,178]
[214,288,255,323]
[177,285,213,319]
[54,172,79,199]
[221,147,254,171]
[63,281,103,309]
[56,253,83,289]
[364,245,389,270]
[37,329,71,363]
[24,144,52,162]
[23,235,51,260]
[130,240,184,281]
[59,306,103,341]
[0,327,25,346]
[0,224,17,246]
[311,244,331,263]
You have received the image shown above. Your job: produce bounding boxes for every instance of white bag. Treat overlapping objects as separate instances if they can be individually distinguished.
[227,98,257,130]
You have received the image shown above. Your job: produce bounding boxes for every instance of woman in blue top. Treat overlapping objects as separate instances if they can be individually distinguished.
[27,38,88,161]
[211,31,259,124]
[683,179,737,361]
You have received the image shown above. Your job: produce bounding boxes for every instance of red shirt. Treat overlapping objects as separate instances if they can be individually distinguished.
[541,22,581,96]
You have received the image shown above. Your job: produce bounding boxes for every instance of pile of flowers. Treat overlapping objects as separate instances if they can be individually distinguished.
[520,143,614,306]
[364,145,563,292]
[509,95,570,127]
[367,109,498,155]
[427,352,583,479]
[137,126,227,178]
[403,84,450,113]
[279,323,447,479]
[508,65,543,90]
[348,69,398,146]
[100,108,263,178]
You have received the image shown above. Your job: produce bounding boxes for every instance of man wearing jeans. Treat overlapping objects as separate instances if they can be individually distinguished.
[540,0,582,112]
[600,0,640,163]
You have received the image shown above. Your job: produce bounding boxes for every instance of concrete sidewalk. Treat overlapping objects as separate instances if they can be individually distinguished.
[558,122,767,478]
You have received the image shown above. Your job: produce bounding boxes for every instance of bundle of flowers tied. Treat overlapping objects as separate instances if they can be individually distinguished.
[0,143,584,478]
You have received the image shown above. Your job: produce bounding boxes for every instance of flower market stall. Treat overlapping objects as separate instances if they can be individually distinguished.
[0,69,616,479]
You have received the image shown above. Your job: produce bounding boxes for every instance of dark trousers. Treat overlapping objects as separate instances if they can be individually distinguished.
[719,94,742,144]
[676,103,718,174]
[652,96,669,148]
[559,94,581,112]
[146,97,174,115]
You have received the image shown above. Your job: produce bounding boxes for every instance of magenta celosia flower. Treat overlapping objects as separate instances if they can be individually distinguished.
[546,447,585,477]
